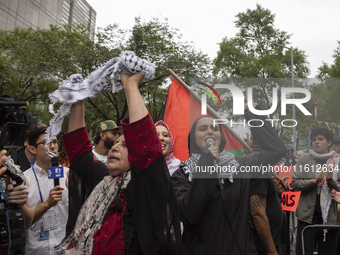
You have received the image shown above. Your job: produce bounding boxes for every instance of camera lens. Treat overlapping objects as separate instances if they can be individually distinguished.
[4,124,16,145]
[0,123,26,149]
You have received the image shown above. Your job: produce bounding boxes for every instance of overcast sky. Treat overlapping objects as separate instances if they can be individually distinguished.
[86,0,339,78]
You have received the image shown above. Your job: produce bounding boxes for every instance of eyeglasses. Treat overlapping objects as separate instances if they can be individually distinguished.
[34,139,59,147]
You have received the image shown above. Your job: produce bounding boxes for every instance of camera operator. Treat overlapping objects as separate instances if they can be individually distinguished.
[0,95,37,254]
[0,149,34,228]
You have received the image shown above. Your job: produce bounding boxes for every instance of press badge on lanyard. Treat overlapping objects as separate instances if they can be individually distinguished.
[32,165,60,241]
[39,208,58,240]
[39,225,49,240]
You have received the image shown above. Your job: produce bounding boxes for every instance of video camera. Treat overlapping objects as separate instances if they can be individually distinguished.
[0,95,37,149]
[0,95,37,255]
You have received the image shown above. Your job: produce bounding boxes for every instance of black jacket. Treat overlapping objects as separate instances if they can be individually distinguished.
[65,151,108,236]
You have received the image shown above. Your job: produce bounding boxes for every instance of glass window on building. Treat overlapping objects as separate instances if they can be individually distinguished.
[9,0,18,13]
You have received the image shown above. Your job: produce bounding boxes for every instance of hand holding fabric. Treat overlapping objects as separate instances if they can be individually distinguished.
[46,51,155,145]
[314,168,333,184]
[121,72,144,90]
[331,184,340,203]
[6,184,28,208]
[276,177,290,194]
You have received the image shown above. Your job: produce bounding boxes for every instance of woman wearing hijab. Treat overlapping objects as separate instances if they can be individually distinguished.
[155,120,181,176]
[171,104,287,255]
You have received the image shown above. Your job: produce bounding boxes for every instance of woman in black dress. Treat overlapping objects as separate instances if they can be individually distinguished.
[172,106,287,255]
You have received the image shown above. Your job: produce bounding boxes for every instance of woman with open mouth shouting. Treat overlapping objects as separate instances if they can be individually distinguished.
[171,104,287,255]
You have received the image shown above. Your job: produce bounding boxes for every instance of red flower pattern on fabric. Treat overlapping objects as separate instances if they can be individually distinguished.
[62,127,92,164]
[120,113,162,170]
[92,192,126,255]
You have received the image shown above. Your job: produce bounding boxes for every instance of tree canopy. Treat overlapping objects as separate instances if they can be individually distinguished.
[0,24,97,124]
[213,4,309,79]
[91,17,211,134]
[317,41,340,78]
[211,4,310,141]
[0,19,211,138]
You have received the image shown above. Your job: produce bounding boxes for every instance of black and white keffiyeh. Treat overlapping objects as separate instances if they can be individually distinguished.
[0,156,27,189]
[46,51,156,143]
[55,171,131,255]
[309,150,340,239]
[184,151,240,183]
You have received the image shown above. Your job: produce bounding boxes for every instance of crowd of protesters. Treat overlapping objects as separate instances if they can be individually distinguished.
[1,71,340,255]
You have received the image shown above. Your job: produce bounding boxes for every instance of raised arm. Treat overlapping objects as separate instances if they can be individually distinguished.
[120,73,162,170]
[239,105,287,168]
[119,72,181,252]
[63,99,92,164]
[121,73,147,123]
[62,100,106,237]
[68,100,85,133]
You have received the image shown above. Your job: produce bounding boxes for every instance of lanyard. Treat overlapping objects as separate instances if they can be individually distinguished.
[32,166,44,203]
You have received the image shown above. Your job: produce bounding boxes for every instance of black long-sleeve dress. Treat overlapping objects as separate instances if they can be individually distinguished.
[172,108,287,255]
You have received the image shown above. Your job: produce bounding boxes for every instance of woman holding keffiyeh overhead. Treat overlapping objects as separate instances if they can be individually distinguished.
[292,127,340,255]
[55,73,181,255]
[171,103,287,255]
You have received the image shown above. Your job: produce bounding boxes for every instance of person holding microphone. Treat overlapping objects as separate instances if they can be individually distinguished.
[171,103,287,255]
[24,127,68,255]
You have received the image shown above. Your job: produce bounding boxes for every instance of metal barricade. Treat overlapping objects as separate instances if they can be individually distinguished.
[301,224,340,255]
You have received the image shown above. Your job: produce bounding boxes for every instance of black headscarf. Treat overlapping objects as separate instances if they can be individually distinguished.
[188,116,227,155]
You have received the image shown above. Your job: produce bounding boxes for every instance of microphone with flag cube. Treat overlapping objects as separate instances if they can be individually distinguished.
[48,156,63,186]
[48,166,64,179]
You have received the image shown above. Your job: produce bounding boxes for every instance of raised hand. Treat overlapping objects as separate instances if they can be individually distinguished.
[207,145,220,160]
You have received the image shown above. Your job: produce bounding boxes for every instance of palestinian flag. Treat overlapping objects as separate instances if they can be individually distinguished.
[159,78,245,161]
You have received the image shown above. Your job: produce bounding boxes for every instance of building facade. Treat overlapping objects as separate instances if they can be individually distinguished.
[0,0,96,35]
